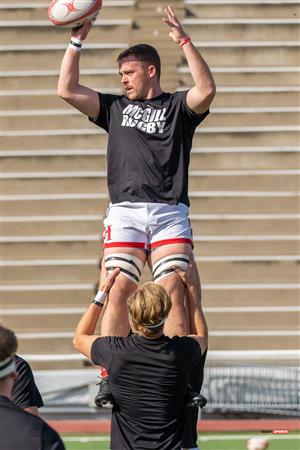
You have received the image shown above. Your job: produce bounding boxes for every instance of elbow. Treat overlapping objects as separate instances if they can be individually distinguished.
[73,335,80,351]
[206,83,216,104]
[57,85,70,101]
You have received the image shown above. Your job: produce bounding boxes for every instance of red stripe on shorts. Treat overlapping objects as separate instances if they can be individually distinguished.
[104,242,146,249]
[150,238,193,249]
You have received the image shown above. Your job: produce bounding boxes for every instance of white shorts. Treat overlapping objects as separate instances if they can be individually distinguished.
[102,202,193,252]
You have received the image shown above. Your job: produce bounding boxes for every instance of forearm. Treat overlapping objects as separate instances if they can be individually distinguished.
[74,303,101,341]
[57,47,80,99]
[181,40,216,95]
[186,285,208,340]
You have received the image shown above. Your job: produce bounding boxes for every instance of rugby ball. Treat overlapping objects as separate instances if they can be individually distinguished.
[48,0,102,27]
[247,437,269,450]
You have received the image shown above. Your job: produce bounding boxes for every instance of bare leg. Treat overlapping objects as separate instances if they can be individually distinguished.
[100,247,146,336]
[149,243,192,336]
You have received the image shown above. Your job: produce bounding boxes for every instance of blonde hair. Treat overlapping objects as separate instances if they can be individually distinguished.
[127,282,171,337]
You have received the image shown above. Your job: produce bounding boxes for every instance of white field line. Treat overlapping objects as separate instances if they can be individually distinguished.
[1,283,299,291]
[62,434,300,443]
[1,255,299,266]
[2,169,300,178]
[1,213,299,222]
[2,234,299,243]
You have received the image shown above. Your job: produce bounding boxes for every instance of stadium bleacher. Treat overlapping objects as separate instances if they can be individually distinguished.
[1,0,299,412]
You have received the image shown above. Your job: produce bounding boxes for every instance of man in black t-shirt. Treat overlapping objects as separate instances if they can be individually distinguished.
[73,255,208,450]
[12,355,44,415]
[0,325,65,450]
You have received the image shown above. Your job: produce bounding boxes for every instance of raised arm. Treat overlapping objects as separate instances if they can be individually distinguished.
[173,255,208,354]
[73,267,120,359]
[57,20,100,120]
[163,5,216,114]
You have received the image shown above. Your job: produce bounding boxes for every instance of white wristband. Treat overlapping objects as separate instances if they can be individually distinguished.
[69,38,82,52]
[93,290,107,307]
[71,37,82,46]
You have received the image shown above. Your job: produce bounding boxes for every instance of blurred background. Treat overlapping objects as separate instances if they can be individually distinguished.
[1,0,299,420]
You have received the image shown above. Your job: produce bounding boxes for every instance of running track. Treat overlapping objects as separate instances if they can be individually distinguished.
[49,419,300,433]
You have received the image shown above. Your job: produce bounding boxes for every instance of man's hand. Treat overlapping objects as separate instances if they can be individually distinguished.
[172,253,198,289]
[163,5,188,44]
[99,264,120,295]
[71,19,94,41]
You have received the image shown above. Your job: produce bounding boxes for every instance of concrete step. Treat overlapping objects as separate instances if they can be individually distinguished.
[2,21,132,45]
[15,330,300,354]
[3,108,299,130]
[3,88,299,110]
[2,257,299,284]
[208,332,300,351]
[3,305,299,332]
[2,213,299,237]
[2,237,300,259]
[2,147,299,171]
[2,283,299,308]
[181,20,300,41]
[2,43,298,71]
[3,126,299,151]
[184,1,300,20]
[2,66,299,91]
[179,66,300,87]
[2,171,299,194]
[1,69,120,90]
[2,193,299,216]
[2,45,127,71]
[1,1,135,21]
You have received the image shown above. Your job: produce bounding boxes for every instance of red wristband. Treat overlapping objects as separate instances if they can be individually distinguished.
[179,37,191,47]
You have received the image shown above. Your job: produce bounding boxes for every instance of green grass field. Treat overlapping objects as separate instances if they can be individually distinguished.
[62,432,300,450]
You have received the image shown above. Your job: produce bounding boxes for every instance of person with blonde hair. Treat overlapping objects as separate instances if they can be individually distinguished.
[74,255,208,450]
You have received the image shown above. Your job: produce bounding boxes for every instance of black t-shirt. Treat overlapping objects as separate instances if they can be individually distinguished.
[0,396,65,450]
[91,91,209,206]
[91,333,202,450]
[11,355,44,409]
